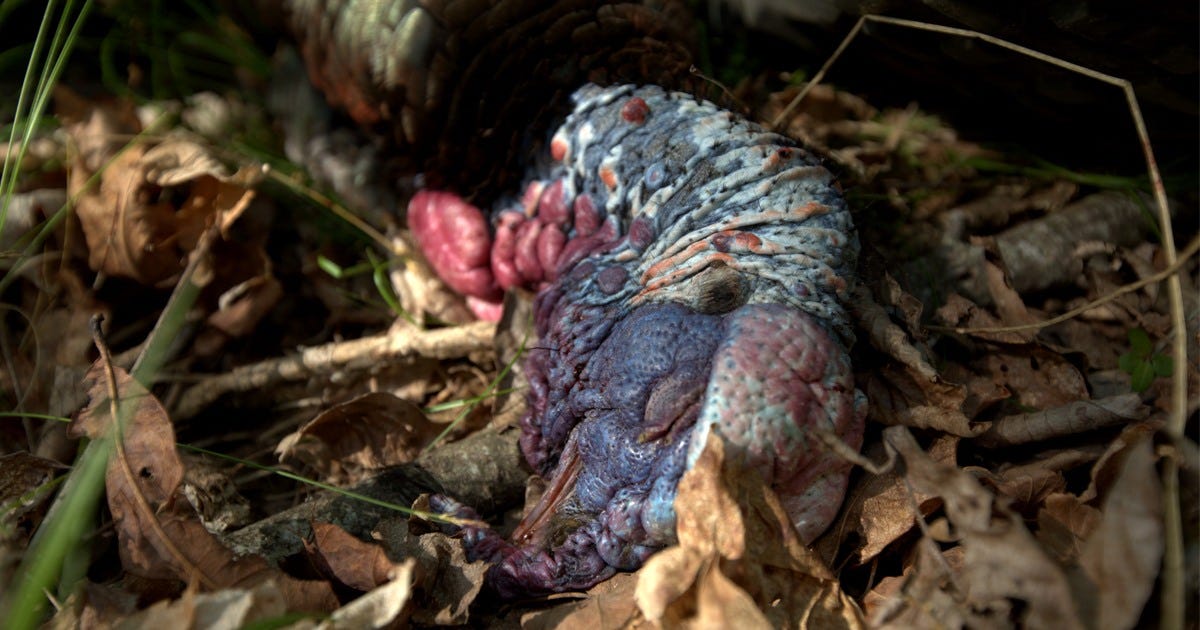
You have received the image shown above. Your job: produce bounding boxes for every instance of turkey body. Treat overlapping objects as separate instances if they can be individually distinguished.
[276,1,865,598]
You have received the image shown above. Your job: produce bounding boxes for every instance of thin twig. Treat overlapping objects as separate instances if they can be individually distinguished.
[926,234,1198,335]
[93,316,218,589]
[688,65,743,113]
[770,17,865,131]
[172,320,496,420]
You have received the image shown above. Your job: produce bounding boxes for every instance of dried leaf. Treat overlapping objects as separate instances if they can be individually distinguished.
[851,283,933,382]
[883,426,1084,629]
[0,189,64,249]
[388,234,477,326]
[72,145,182,284]
[820,437,953,563]
[853,285,987,436]
[1036,493,1101,564]
[46,581,137,630]
[978,465,1066,508]
[115,580,288,630]
[978,250,1039,343]
[310,521,398,591]
[70,361,184,505]
[373,518,488,625]
[693,559,774,629]
[205,272,283,338]
[69,135,258,285]
[673,439,747,560]
[975,393,1147,447]
[1081,421,1161,502]
[277,392,443,485]
[864,364,981,436]
[934,292,1089,411]
[520,573,641,630]
[865,540,989,629]
[1077,435,1162,630]
[980,446,1105,509]
[935,292,1028,344]
[58,89,140,171]
[140,139,259,238]
[70,361,338,612]
[318,559,416,630]
[976,346,1088,410]
[635,437,864,629]
[141,139,231,187]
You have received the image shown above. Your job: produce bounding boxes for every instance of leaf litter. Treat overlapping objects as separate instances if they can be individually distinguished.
[1,17,1195,630]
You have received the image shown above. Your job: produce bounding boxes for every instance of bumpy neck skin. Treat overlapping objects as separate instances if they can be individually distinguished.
[428,85,865,598]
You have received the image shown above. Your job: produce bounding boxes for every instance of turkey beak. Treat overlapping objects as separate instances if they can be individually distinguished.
[511,438,583,547]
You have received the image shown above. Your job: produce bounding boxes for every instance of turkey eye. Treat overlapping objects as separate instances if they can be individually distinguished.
[694,263,746,314]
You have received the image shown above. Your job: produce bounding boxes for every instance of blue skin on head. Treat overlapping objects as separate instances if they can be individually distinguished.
[429,85,865,598]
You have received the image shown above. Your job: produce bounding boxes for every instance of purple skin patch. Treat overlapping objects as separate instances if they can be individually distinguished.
[418,85,865,598]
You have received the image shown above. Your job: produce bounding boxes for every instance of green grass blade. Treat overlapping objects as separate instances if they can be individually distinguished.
[0,0,59,235]
[4,435,109,629]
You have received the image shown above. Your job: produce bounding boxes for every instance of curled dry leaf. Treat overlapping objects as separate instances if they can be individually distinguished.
[936,291,1090,411]
[978,249,1039,343]
[863,363,979,437]
[111,580,287,630]
[205,272,284,339]
[519,573,641,630]
[70,362,184,507]
[0,188,64,249]
[312,518,487,626]
[310,521,401,592]
[977,347,1089,410]
[388,233,477,326]
[69,131,259,285]
[635,437,865,629]
[276,392,444,485]
[865,539,990,629]
[46,581,137,630]
[852,285,981,437]
[57,89,140,171]
[979,444,1106,508]
[851,283,936,383]
[935,291,1029,344]
[69,361,338,612]
[880,426,1084,629]
[72,145,180,284]
[318,558,416,630]
[1035,492,1102,564]
[375,518,487,626]
[763,84,878,149]
[1080,421,1162,503]
[1076,435,1162,630]
[818,436,955,564]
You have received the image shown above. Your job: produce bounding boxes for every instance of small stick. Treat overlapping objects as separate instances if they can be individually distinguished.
[172,320,495,420]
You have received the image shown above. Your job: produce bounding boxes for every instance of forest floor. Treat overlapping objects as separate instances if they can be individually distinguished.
[0,3,1196,629]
